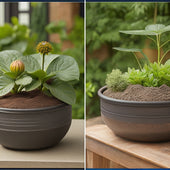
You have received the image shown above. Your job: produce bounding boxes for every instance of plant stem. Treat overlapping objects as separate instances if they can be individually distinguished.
[146,36,156,45]
[40,81,43,91]
[18,85,24,93]
[42,53,45,71]
[13,84,19,93]
[40,53,45,90]
[160,39,170,48]
[140,50,150,65]
[156,34,161,65]
[133,52,142,70]
[160,49,170,64]
[154,2,157,24]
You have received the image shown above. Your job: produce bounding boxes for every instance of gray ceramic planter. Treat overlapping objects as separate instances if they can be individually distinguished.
[0,103,71,150]
[98,86,170,142]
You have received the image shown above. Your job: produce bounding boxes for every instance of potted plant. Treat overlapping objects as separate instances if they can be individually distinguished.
[98,24,170,142]
[0,41,79,150]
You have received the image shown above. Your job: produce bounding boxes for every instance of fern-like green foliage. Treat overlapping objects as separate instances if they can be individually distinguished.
[106,69,129,92]
[87,3,170,52]
[128,60,170,87]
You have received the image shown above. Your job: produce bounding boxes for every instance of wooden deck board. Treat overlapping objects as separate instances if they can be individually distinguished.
[86,124,170,168]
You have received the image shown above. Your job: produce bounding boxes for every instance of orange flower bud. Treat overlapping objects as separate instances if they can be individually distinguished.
[10,60,25,76]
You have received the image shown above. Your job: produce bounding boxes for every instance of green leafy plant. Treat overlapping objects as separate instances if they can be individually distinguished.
[0,17,37,55]
[114,24,170,66]
[106,69,129,92]
[128,60,170,87]
[0,41,79,105]
[86,82,96,97]
[111,24,170,88]
[86,3,170,118]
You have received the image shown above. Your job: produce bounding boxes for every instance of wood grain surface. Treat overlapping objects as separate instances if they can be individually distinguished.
[86,124,170,168]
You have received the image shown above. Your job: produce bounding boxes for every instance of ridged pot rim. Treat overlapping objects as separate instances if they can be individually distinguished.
[0,102,69,112]
[98,86,170,105]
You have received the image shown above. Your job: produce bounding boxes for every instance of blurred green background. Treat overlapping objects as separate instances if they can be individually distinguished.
[86,2,170,118]
[0,2,84,119]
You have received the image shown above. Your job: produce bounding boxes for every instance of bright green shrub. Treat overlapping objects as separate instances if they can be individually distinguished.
[128,61,170,87]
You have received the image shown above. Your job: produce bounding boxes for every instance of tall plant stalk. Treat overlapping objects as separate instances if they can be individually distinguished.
[42,53,45,71]
[153,3,157,24]
[156,34,161,64]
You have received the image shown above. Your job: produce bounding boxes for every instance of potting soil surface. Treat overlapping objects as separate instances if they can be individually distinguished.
[0,90,62,109]
[103,84,170,101]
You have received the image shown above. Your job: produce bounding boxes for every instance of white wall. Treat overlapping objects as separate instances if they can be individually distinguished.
[18,2,30,26]
[0,2,4,26]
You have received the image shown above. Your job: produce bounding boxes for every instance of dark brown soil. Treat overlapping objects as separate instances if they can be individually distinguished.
[103,84,170,101]
[0,90,62,109]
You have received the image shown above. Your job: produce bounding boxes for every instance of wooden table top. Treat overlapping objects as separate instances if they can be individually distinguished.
[86,124,170,168]
[0,119,84,168]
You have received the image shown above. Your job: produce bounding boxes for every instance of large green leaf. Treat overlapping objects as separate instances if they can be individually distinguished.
[44,80,76,105]
[119,30,156,36]
[4,72,17,79]
[0,50,22,72]
[25,79,41,92]
[30,54,59,71]
[165,59,170,66]
[113,47,142,52]
[15,75,32,86]
[120,24,170,36]
[0,70,3,76]
[3,41,28,53]
[20,55,41,73]
[113,47,149,64]
[145,24,170,34]
[46,55,79,81]
[44,54,60,71]
[0,36,14,46]
[145,24,164,31]
[161,25,170,34]
[0,76,15,96]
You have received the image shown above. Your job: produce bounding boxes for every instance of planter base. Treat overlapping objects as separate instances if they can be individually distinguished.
[0,104,72,150]
[98,86,170,142]
[0,124,71,150]
[102,115,170,142]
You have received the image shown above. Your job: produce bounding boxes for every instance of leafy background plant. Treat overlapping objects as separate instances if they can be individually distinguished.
[30,3,48,42]
[0,17,37,55]
[86,2,170,118]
